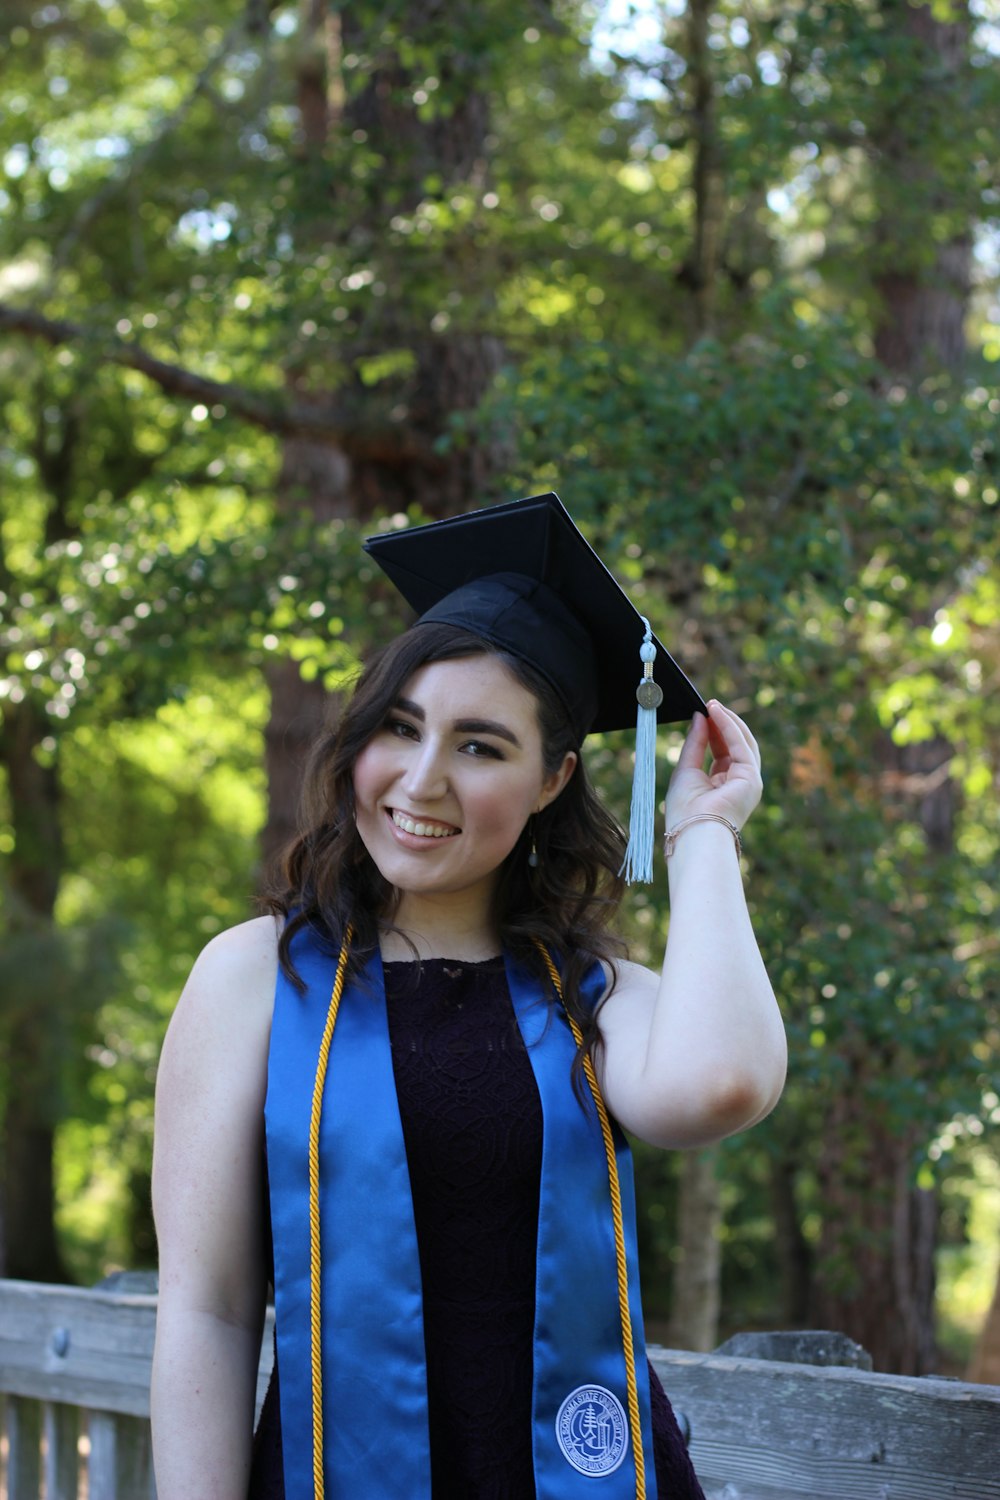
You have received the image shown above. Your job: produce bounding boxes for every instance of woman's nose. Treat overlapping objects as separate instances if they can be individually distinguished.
[400,740,448,800]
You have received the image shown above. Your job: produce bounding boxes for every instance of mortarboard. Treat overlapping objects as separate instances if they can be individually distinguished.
[362,492,706,738]
[363,493,708,882]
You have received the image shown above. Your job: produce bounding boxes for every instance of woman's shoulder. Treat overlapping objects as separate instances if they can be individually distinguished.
[193,912,280,982]
[157,916,280,1112]
[174,915,281,1031]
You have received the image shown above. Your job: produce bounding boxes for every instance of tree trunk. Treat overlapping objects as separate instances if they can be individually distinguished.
[871,1,972,378]
[874,236,971,375]
[809,0,971,1375]
[813,1068,938,1372]
[686,0,724,336]
[770,1149,811,1328]
[261,440,356,869]
[665,1146,722,1352]
[260,2,509,861]
[0,700,71,1282]
[3,1116,67,1282]
[968,1263,1000,1385]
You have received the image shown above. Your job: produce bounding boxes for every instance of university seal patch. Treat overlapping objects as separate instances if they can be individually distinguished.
[555,1384,629,1476]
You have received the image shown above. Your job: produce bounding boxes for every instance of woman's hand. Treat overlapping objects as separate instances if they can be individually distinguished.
[664,699,762,833]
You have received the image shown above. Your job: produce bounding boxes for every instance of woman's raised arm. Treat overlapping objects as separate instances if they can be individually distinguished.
[596,701,787,1149]
[150,916,277,1500]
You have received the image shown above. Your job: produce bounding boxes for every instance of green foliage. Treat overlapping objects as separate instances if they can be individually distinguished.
[936,1143,1000,1364]
[498,311,999,1271]
[0,0,997,1353]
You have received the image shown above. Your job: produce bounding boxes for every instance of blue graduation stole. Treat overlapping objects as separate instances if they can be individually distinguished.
[265,925,658,1498]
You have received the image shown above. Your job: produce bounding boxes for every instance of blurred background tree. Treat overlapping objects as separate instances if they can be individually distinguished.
[1,0,997,1376]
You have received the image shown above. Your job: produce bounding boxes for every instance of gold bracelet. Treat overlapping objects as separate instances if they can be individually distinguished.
[663,813,743,859]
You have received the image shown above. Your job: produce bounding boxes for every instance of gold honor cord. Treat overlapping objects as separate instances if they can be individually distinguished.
[307,925,354,1500]
[537,946,647,1500]
[307,933,644,1500]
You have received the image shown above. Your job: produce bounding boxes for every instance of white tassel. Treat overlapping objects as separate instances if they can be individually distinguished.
[619,620,662,885]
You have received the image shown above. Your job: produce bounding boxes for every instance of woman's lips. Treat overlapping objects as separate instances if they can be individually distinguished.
[389,809,460,839]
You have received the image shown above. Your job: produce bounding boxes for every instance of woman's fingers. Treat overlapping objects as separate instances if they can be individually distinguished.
[706,711,732,766]
[707,700,760,769]
[674,701,759,778]
[665,701,763,832]
[674,707,711,771]
[671,703,762,811]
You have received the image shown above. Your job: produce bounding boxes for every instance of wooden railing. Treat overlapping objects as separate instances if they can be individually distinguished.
[0,1279,273,1500]
[1,1278,999,1499]
[650,1337,1000,1500]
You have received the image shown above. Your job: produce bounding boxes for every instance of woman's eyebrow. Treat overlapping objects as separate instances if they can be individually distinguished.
[454,717,522,748]
[393,698,521,748]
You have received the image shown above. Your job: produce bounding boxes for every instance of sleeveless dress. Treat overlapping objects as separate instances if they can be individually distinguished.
[249,955,705,1500]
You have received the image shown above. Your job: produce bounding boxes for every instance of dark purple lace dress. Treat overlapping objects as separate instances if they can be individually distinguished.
[249,957,704,1500]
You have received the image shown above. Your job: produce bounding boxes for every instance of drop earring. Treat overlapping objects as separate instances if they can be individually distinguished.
[527,816,540,869]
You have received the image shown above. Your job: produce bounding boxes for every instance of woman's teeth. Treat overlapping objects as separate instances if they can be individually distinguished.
[392,811,458,839]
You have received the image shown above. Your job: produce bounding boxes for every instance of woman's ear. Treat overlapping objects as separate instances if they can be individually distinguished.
[537,750,578,812]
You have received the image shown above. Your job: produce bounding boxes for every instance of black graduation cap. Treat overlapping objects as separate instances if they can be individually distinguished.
[362,492,706,741]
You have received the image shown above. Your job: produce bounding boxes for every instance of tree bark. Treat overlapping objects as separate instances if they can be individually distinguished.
[770,1149,812,1328]
[665,1146,722,1352]
[809,0,971,1376]
[260,1,509,860]
[874,237,971,376]
[685,0,724,336]
[968,1261,1000,1385]
[0,700,72,1282]
[871,1,972,377]
[813,1063,938,1373]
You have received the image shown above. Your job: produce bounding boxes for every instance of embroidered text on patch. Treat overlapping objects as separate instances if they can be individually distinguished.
[555,1385,629,1476]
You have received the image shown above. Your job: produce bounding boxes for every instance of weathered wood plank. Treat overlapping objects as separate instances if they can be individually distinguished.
[3,1281,999,1500]
[89,1411,155,1500]
[0,1281,274,1420]
[43,1400,80,1500]
[0,1282,157,1419]
[6,1395,41,1500]
[651,1346,1000,1500]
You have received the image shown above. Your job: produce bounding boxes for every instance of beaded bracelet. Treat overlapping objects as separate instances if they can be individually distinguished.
[663,813,743,859]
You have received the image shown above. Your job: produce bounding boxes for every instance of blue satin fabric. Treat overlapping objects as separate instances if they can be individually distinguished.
[265,928,657,1499]
[505,950,657,1497]
[266,931,431,1499]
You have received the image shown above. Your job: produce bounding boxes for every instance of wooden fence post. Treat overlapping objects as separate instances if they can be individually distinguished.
[42,1401,79,1500]
[88,1411,155,1500]
[5,1395,41,1500]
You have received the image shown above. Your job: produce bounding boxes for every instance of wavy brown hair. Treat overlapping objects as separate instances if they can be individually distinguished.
[264,622,628,1055]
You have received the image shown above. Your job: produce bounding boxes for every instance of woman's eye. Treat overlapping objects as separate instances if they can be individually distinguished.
[385,717,419,740]
[461,740,504,760]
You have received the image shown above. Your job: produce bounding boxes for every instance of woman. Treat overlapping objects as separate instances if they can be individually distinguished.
[151,494,786,1500]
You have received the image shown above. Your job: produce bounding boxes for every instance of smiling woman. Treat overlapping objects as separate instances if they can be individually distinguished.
[352,655,576,937]
[150,493,786,1500]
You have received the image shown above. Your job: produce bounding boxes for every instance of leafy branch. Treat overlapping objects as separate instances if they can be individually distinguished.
[0,300,441,465]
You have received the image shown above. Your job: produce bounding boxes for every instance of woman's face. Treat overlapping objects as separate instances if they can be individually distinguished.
[353,655,576,914]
